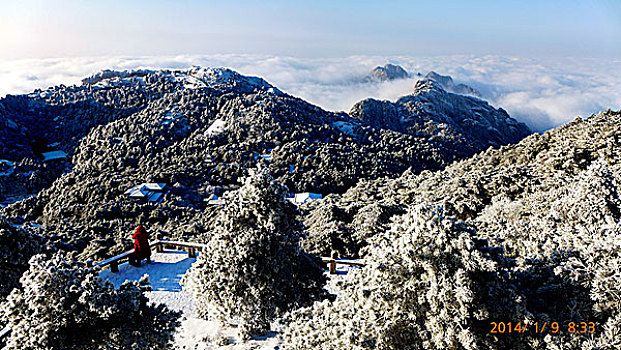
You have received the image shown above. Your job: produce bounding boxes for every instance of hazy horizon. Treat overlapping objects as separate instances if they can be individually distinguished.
[1,1,620,59]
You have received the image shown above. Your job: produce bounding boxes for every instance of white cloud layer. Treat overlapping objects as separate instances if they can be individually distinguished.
[0,55,619,131]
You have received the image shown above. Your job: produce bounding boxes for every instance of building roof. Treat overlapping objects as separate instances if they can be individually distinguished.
[288,192,323,205]
[124,183,168,203]
[124,185,142,195]
[143,183,167,191]
[148,191,166,203]
[41,150,67,162]
[203,193,225,205]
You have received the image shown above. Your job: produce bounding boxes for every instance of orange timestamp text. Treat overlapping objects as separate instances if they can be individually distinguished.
[489,321,596,335]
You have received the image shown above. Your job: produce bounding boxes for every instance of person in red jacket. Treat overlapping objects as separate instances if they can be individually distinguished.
[129,224,151,267]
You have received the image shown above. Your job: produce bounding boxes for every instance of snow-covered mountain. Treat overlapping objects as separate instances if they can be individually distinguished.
[351,77,529,153]
[365,63,410,82]
[0,67,530,262]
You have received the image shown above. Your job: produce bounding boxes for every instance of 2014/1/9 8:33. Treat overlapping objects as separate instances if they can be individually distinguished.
[489,321,596,334]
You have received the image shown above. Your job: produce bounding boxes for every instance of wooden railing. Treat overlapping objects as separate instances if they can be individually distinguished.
[92,240,200,272]
[93,239,364,274]
[0,327,10,342]
[321,256,364,274]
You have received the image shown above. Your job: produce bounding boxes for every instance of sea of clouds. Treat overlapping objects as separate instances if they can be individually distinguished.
[1,55,619,131]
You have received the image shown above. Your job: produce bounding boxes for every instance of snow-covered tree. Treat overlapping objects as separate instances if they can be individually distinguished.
[182,170,327,339]
[283,204,523,350]
[0,254,180,350]
[0,216,54,302]
[301,196,356,257]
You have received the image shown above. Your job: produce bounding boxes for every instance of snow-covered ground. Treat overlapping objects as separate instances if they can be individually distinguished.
[206,119,227,136]
[98,250,291,349]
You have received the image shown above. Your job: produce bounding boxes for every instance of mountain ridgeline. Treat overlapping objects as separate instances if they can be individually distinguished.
[0,66,529,261]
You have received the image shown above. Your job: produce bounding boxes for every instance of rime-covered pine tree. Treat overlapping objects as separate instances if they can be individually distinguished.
[182,170,327,339]
[283,204,523,350]
[0,216,54,302]
[0,254,180,350]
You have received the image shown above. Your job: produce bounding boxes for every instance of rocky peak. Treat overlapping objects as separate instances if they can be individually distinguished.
[425,71,480,97]
[366,64,409,82]
[412,77,446,93]
[350,78,531,152]
[81,69,152,85]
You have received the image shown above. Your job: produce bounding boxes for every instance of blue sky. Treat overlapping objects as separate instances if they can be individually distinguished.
[1,0,619,59]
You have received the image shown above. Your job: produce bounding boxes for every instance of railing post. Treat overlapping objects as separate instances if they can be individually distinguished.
[110,260,119,273]
[156,243,163,253]
[188,248,194,258]
[329,251,338,274]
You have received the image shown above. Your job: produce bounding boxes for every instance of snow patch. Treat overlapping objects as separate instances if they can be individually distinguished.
[184,67,283,96]
[99,250,193,291]
[41,150,67,162]
[206,119,227,136]
[287,192,323,205]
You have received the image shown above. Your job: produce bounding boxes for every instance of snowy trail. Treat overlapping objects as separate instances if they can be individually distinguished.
[99,250,282,349]
[100,249,194,292]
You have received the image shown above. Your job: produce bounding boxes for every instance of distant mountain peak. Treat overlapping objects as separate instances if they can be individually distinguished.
[350,77,530,150]
[424,71,480,97]
[366,64,409,82]
[413,77,446,93]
